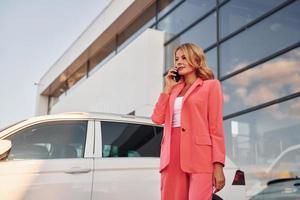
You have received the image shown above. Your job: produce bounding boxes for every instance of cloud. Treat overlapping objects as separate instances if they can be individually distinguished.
[290,101,300,117]
[224,49,300,119]
[264,99,300,121]
[223,92,230,103]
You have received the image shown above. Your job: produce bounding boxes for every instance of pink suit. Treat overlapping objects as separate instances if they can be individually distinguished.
[151,78,226,199]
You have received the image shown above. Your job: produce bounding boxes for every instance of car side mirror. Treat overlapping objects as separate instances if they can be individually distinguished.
[0,140,12,161]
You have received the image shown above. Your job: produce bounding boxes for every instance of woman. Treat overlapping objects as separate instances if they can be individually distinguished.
[151,43,226,200]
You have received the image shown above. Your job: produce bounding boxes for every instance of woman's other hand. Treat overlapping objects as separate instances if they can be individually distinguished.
[212,162,225,193]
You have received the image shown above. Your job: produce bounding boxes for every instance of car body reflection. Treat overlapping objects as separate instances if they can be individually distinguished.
[250,177,300,200]
[248,144,300,199]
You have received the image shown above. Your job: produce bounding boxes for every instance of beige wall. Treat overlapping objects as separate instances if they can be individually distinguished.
[46,29,165,117]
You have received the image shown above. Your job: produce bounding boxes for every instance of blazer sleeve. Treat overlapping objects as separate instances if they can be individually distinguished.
[208,80,226,167]
[151,92,170,125]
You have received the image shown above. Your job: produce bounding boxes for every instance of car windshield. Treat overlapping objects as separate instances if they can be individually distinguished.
[0,120,26,133]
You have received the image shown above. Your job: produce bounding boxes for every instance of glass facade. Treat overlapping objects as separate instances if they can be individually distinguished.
[157,0,215,41]
[157,0,300,199]
[220,1,300,76]
[164,12,217,68]
[219,0,285,38]
[224,96,300,197]
[223,47,300,116]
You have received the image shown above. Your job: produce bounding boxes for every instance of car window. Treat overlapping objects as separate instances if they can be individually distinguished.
[101,121,163,157]
[5,120,87,160]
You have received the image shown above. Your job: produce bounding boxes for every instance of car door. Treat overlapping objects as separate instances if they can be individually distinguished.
[92,120,163,200]
[0,120,94,200]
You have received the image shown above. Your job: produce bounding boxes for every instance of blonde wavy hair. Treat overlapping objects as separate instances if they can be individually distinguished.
[174,43,214,80]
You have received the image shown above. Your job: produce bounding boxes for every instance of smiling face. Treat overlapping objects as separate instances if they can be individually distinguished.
[173,43,215,80]
[175,49,196,76]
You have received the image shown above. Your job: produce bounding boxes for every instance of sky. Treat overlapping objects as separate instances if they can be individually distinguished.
[0,0,111,129]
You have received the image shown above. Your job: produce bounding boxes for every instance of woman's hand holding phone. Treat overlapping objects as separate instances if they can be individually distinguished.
[163,66,181,94]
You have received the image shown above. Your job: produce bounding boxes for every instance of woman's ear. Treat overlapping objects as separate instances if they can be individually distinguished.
[195,57,201,65]
[195,57,201,66]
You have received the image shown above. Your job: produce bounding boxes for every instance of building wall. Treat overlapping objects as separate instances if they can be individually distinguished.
[38,0,134,92]
[35,0,134,115]
[50,29,165,116]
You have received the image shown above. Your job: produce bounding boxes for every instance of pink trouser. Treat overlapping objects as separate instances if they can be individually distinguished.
[160,127,213,200]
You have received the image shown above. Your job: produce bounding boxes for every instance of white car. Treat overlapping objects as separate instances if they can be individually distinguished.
[0,112,246,200]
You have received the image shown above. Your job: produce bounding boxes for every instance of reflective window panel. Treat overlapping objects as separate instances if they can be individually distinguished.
[205,47,217,77]
[220,1,300,76]
[164,41,177,70]
[158,0,215,41]
[157,0,183,19]
[224,96,300,198]
[223,47,300,115]
[220,0,285,38]
[174,12,216,49]
[164,13,216,71]
[219,0,226,3]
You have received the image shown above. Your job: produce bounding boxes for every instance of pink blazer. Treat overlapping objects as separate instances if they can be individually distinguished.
[151,77,226,173]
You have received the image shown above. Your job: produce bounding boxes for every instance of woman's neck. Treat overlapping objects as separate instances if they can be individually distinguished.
[183,73,197,85]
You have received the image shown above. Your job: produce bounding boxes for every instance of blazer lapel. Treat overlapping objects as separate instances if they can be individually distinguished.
[182,77,204,105]
[168,77,204,126]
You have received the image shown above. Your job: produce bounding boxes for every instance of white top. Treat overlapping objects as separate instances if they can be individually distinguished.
[172,96,183,127]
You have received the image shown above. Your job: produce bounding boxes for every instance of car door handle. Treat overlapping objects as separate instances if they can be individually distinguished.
[64,167,92,174]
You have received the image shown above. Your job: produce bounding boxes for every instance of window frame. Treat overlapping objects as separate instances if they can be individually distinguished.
[2,119,94,160]
[94,120,163,158]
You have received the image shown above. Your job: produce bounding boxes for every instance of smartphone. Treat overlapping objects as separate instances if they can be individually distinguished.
[173,69,181,82]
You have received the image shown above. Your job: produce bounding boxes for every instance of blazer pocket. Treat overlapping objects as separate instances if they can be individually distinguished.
[195,135,212,146]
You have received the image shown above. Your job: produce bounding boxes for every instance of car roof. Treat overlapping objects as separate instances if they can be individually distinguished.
[0,112,160,137]
[26,112,154,123]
